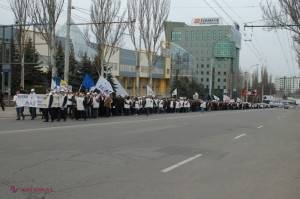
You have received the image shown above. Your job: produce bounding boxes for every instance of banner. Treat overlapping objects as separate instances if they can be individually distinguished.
[95,76,114,96]
[16,94,61,108]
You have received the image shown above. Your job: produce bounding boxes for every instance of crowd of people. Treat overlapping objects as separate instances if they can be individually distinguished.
[11,88,260,122]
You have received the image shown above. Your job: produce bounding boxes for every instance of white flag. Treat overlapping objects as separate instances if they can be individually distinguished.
[95,76,114,96]
[213,95,220,101]
[223,95,231,102]
[113,78,129,97]
[146,85,155,96]
[172,88,177,96]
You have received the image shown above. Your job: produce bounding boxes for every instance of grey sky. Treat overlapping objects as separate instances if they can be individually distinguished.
[0,0,299,78]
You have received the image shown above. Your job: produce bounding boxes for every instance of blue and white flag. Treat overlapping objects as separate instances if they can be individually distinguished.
[51,76,61,90]
[95,76,114,96]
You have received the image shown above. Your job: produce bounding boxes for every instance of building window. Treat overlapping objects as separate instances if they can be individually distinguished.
[224,79,227,82]
[201,78,204,82]
[223,86,226,89]
[207,78,209,82]
[201,64,204,68]
[171,32,181,41]
[218,86,220,89]
[224,72,227,75]
[206,85,209,89]
[213,31,217,40]
[218,78,220,82]
[201,71,204,75]
[207,71,209,75]
[185,31,190,40]
[218,71,221,75]
[207,64,210,68]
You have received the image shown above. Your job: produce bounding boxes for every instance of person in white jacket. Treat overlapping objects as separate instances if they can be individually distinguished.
[13,91,25,120]
[92,93,100,118]
[145,96,153,116]
[28,89,37,120]
[200,101,206,112]
[159,99,165,113]
[76,93,86,120]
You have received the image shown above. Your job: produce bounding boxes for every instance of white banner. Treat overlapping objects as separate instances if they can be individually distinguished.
[16,94,61,108]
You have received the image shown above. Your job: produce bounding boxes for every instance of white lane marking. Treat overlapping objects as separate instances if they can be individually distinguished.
[161,154,202,173]
[257,125,264,129]
[234,133,247,140]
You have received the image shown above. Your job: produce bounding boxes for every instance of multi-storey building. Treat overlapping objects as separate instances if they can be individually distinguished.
[275,76,300,94]
[164,19,242,97]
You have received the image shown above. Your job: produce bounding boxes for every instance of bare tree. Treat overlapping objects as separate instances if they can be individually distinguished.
[128,0,170,88]
[127,0,143,95]
[261,0,300,67]
[85,0,127,77]
[29,0,65,84]
[9,0,30,88]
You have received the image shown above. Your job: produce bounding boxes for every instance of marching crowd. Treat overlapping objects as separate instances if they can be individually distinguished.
[12,88,258,122]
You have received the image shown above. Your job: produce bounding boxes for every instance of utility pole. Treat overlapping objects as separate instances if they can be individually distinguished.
[209,58,214,97]
[136,35,141,96]
[64,0,72,83]
[245,72,249,102]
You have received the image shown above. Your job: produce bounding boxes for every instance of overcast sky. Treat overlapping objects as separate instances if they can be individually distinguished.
[0,0,299,78]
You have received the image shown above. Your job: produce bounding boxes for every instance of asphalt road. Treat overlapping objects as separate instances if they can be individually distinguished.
[0,108,299,199]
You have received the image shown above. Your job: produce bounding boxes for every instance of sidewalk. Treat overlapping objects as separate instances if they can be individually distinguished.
[0,107,18,118]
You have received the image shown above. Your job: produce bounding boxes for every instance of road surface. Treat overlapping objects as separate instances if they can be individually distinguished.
[0,108,299,199]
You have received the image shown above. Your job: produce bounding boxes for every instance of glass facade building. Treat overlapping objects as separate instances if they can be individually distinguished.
[165,21,242,97]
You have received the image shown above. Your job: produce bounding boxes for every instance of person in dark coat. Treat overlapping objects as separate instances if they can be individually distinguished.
[44,91,54,122]
[0,92,5,111]
[58,90,68,122]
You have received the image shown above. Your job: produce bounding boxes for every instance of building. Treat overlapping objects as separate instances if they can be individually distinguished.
[118,48,170,96]
[164,19,242,97]
[275,76,300,94]
[0,25,171,96]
